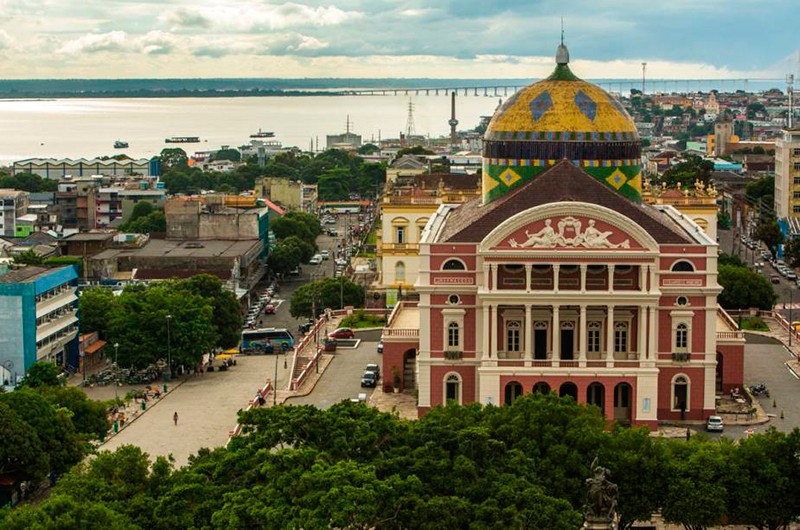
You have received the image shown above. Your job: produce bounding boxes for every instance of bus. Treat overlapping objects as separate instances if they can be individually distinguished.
[241,328,294,353]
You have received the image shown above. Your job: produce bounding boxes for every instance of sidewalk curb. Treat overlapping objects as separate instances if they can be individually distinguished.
[281,354,335,402]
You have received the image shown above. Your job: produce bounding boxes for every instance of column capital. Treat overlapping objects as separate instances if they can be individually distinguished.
[579,263,588,270]
[524,263,532,270]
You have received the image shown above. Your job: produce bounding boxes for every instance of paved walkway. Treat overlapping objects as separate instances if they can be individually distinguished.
[101,353,293,466]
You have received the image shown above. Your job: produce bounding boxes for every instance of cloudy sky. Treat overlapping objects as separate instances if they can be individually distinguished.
[0,0,797,79]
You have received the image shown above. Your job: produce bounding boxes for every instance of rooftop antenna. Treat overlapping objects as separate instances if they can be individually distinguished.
[561,17,564,46]
[405,99,416,140]
[449,91,458,152]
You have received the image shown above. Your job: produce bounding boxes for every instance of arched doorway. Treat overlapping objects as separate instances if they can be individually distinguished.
[716,352,724,393]
[402,349,416,391]
[559,382,578,401]
[504,381,523,405]
[673,375,689,418]
[614,383,633,424]
[587,382,605,413]
[444,373,461,404]
[532,381,551,394]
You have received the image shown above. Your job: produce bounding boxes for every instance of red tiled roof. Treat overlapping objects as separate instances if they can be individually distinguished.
[439,160,690,244]
[83,340,106,355]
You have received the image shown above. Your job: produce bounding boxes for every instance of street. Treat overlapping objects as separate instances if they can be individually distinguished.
[692,333,800,440]
[718,227,799,321]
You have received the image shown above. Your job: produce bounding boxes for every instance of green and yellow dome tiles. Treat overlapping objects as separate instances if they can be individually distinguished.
[482,43,642,204]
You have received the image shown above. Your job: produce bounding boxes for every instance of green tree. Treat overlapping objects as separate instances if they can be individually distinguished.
[280,235,315,263]
[755,221,783,258]
[396,145,434,156]
[158,148,188,170]
[718,253,746,268]
[598,426,667,529]
[78,287,117,337]
[126,201,154,224]
[783,238,800,267]
[0,388,83,475]
[661,155,714,188]
[213,148,241,162]
[261,162,298,179]
[357,143,380,155]
[718,264,777,310]
[270,217,313,244]
[746,176,775,201]
[289,277,365,318]
[12,249,44,266]
[0,172,59,193]
[0,402,48,482]
[177,274,242,349]
[0,495,139,530]
[267,241,302,276]
[18,361,61,388]
[285,211,322,238]
[36,386,111,441]
[107,284,217,369]
[124,211,166,234]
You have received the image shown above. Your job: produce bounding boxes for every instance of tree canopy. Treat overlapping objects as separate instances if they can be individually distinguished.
[0,172,58,193]
[755,222,783,258]
[11,249,44,266]
[4,394,800,530]
[718,264,777,310]
[660,155,714,188]
[289,277,365,318]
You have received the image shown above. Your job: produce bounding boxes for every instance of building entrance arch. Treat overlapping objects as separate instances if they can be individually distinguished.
[613,382,633,424]
[716,352,724,393]
[402,349,416,391]
[504,381,523,405]
[559,382,578,401]
[532,381,551,394]
[587,382,605,413]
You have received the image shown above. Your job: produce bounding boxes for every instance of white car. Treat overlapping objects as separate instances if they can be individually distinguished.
[309,255,323,265]
[320,250,330,260]
[706,415,724,432]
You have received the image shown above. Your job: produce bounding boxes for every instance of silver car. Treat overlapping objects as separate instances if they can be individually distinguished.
[706,415,724,432]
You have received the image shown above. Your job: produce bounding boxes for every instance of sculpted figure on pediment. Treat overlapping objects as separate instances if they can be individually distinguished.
[508,217,630,249]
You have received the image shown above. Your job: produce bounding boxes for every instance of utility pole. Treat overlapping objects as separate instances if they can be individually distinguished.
[113,343,119,402]
[166,314,172,382]
[641,62,647,95]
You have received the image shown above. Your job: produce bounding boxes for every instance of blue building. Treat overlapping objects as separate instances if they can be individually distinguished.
[0,265,79,387]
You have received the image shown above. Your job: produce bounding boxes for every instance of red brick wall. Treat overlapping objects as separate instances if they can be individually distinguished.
[717,343,744,392]
[657,366,711,421]
[659,256,707,271]
[382,341,417,392]
[430,365,477,407]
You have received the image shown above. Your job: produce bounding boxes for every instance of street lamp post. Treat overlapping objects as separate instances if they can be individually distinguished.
[113,343,119,402]
[166,314,172,381]
[789,288,794,347]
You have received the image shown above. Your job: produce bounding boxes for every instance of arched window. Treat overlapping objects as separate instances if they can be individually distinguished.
[675,323,688,351]
[395,262,406,282]
[444,372,462,404]
[447,322,460,348]
[442,259,466,270]
[614,322,628,353]
[671,260,695,272]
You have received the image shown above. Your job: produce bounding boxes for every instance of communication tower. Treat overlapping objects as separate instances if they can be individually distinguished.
[405,99,416,140]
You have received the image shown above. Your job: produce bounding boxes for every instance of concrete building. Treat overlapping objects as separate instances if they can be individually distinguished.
[302,184,318,214]
[711,121,734,157]
[164,198,269,252]
[774,127,800,219]
[95,187,124,228]
[13,157,159,178]
[386,155,427,185]
[326,132,362,150]
[642,181,720,242]
[0,189,30,237]
[254,178,303,211]
[380,45,744,427]
[0,265,79,387]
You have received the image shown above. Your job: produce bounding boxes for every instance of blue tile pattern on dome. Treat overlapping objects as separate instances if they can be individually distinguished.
[574,90,596,121]
[529,91,553,123]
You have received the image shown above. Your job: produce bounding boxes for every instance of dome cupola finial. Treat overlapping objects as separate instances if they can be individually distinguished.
[556,17,569,65]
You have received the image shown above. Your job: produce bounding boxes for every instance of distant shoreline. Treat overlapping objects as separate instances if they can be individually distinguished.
[0,91,345,99]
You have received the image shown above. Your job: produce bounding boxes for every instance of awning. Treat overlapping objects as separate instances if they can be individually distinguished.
[223,349,239,354]
[83,340,106,355]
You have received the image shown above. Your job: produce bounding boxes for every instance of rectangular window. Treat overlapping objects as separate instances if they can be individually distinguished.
[794,206,800,214]
[794,148,800,157]
[794,163,800,172]
[506,323,521,352]
[793,192,800,199]
[614,328,628,353]
[448,324,460,348]
[676,330,687,350]
[395,226,406,244]
[588,329,601,352]
[794,177,800,185]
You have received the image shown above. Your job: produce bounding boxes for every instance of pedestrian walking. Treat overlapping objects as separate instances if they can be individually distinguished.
[173,411,179,426]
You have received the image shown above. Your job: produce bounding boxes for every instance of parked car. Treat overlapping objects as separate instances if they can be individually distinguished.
[328,328,355,339]
[360,372,377,388]
[321,250,330,260]
[263,304,276,314]
[771,275,781,284]
[350,392,368,403]
[289,267,301,276]
[364,363,380,378]
[309,254,323,265]
[377,341,383,354]
[788,272,798,281]
[706,415,724,432]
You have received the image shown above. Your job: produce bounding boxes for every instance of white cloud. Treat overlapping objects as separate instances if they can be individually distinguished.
[0,30,15,51]
[57,30,182,56]
[159,7,212,29]
[201,2,362,32]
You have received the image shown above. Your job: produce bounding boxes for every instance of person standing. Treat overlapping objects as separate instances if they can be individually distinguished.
[173,411,179,426]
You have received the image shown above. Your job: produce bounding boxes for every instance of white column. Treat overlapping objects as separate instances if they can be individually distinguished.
[552,305,560,361]
[491,264,498,292]
[525,264,532,292]
[482,304,490,360]
[483,264,490,290]
[607,264,615,293]
[525,304,533,360]
[579,304,588,365]
[639,265,646,292]
[648,264,657,294]
[553,264,560,294]
[648,305,657,361]
[606,305,615,361]
[637,305,645,359]
[490,303,497,358]
[580,264,588,293]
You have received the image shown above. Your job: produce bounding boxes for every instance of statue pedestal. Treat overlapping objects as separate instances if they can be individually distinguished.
[582,517,614,530]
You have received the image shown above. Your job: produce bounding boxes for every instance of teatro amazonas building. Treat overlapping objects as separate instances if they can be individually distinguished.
[380,44,744,428]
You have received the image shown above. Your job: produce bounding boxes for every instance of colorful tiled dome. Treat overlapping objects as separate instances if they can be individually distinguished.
[482,44,642,204]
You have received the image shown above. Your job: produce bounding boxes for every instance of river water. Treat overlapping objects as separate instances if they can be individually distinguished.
[0,95,503,165]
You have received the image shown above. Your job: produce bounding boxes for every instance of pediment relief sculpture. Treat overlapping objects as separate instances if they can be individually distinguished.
[507,216,630,249]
